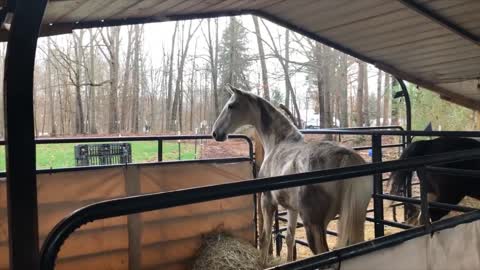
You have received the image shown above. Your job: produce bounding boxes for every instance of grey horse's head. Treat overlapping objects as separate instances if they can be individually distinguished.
[211,86,258,141]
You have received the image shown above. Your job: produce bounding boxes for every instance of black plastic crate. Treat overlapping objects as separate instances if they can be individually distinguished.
[74,143,132,167]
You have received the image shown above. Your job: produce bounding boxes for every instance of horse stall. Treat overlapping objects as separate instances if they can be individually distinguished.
[0,137,256,270]
[2,1,480,270]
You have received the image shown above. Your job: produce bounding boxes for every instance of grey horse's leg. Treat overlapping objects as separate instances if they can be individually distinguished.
[260,191,276,265]
[304,223,329,254]
[286,210,298,261]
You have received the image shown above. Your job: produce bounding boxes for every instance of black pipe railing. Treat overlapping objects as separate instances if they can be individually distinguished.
[40,148,480,270]
[301,129,480,137]
[271,126,408,252]
[273,128,480,254]
[0,134,255,177]
[269,210,480,270]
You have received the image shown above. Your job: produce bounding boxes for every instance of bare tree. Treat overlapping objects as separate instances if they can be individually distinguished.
[46,38,57,136]
[170,21,202,131]
[189,39,199,131]
[383,73,391,125]
[131,25,143,133]
[99,26,121,134]
[362,63,369,126]
[262,21,301,120]
[252,16,270,101]
[166,22,178,131]
[356,61,365,126]
[339,53,349,127]
[376,69,382,126]
[119,26,134,132]
[204,18,220,117]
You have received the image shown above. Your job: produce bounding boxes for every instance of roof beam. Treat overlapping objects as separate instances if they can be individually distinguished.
[397,0,479,45]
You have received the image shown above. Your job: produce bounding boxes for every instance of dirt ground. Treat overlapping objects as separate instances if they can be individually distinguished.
[198,133,480,261]
[199,138,251,159]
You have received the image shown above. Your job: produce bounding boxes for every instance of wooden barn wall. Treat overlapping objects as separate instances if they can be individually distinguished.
[0,161,254,270]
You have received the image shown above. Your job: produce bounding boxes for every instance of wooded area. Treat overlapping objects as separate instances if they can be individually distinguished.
[0,16,476,137]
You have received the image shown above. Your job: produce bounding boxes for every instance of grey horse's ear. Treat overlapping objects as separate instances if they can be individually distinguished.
[226,85,243,95]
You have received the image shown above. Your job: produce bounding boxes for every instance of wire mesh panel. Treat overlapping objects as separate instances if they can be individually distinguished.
[75,143,132,166]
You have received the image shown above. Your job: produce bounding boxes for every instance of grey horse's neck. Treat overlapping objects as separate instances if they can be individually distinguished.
[252,96,303,155]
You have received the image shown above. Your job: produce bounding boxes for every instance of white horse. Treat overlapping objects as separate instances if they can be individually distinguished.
[212,86,372,263]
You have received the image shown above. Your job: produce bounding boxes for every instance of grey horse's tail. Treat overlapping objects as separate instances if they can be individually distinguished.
[388,140,428,196]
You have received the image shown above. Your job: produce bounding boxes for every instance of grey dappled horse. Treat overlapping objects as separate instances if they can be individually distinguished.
[212,86,372,263]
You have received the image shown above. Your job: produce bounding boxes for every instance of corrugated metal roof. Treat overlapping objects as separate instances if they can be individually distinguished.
[10,0,480,109]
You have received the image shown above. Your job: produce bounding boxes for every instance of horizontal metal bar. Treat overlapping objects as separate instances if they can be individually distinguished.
[378,194,478,213]
[268,211,480,269]
[0,157,252,179]
[277,234,310,247]
[327,126,404,131]
[0,134,252,145]
[301,129,480,137]
[365,217,413,230]
[425,165,480,177]
[353,143,404,151]
[40,148,480,269]
[277,225,338,237]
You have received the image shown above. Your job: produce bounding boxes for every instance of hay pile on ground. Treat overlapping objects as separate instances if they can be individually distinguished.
[192,233,281,270]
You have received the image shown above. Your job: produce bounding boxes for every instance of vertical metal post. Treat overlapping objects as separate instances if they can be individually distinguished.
[396,78,412,144]
[418,170,431,230]
[372,134,384,237]
[157,139,162,161]
[177,141,181,160]
[250,139,259,247]
[4,1,48,270]
[396,78,413,222]
[274,209,281,256]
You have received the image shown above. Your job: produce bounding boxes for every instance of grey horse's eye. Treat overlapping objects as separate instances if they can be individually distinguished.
[228,103,237,110]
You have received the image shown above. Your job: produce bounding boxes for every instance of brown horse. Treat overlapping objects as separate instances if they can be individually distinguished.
[388,137,480,225]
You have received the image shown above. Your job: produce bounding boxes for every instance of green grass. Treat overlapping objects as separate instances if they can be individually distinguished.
[0,141,199,172]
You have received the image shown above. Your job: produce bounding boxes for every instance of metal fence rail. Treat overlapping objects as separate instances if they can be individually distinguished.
[271,127,480,258]
[39,147,480,270]
[0,134,255,178]
[6,129,476,269]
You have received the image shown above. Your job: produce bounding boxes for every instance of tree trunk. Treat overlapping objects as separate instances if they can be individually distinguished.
[356,61,365,126]
[252,16,270,101]
[362,62,369,126]
[108,27,120,134]
[166,22,178,130]
[131,25,142,133]
[206,19,220,117]
[88,29,97,134]
[376,69,382,126]
[323,46,332,128]
[317,72,326,128]
[339,54,348,127]
[284,29,290,108]
[73,31,85,134]
[120,26,134,132]
[47,38,57,136]
[170,21,201,131]
[189,40,198,131]
[382,73,391,125]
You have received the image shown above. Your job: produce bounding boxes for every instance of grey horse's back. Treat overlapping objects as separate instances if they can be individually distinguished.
[307,141,366,171]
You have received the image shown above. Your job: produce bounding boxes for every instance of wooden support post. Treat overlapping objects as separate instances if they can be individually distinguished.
[125,165,142,270]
